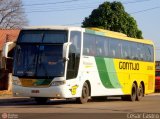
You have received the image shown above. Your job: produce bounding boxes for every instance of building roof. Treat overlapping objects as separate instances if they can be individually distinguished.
[0,29,20,51]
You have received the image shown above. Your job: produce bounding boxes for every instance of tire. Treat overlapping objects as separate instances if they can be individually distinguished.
[136,83,144,101]
[129,83,137,101]
[76,82,90,104]
[122,83,137,101]
[34,97,48,104]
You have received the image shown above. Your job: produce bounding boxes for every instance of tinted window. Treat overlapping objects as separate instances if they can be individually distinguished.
[21,32,42,43]
[13,44,64,78]
[138,44,146,61]
[131,42,139,60]
[43,31,67,43]
[144,45,154,62]
[96,36,108,57]
[109,38,122,58]
[122,41,131,59]
[83,33,154,62]
[83,33,96,56]
[18,30,67,43]
[67,31,81,79]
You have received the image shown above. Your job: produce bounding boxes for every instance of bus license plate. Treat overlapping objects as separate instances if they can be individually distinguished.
[31,90,40,93]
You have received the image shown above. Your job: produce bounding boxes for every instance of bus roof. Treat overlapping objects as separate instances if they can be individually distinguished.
[86,27,154,45]
[22,26,83,31]
[22,26,153,45]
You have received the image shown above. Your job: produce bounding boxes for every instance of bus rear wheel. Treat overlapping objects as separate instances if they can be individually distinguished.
[122,83,137,101]
[76,82,90,104]
[136,83,144,101]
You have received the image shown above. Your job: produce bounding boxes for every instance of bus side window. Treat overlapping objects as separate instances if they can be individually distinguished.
[95,36,106,57]
[67,31,81,79]
[104,40,109,57]
[83,33,96,56]
[84,48,89,55]
[109,38,122,58]
[144,45,154,62]
[112,50,116,57]
[131,42,139,60]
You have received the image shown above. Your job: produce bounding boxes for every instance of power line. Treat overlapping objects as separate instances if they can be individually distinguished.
[62,6,160,26]
[123,0,154,4]
[24,1,103,12]
[22,0,157,13]
[22,0,81,7]
[23,4,160,14]
[20,0,159,26]
[22,0,154,7]
[130,6,160,14]
[23,5,97,13]
[21,0,154,12]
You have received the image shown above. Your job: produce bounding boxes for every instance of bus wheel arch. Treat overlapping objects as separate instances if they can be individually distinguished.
[76,80,91,104]
[141,81,145,95]
[86,80,91,96]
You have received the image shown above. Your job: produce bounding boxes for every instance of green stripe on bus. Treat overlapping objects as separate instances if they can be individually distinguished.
[104,58,121,88]
[95,57,114,88]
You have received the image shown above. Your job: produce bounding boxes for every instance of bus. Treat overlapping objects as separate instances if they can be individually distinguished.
[3,26,155,104]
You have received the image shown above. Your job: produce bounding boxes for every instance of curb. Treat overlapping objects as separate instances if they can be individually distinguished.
[146,93,160,96]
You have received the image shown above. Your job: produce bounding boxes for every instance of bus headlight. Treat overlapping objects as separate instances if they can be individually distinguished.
[51,81,66,86]
[13,79,21,86]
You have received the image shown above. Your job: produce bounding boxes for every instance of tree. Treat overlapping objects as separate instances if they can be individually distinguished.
[0,0,28,29]
[82,1,143,39]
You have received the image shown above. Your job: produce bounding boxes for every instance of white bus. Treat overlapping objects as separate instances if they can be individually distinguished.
[3,26,155,104]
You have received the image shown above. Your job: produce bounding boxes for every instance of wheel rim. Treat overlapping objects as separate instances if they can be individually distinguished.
[138,85,143,97]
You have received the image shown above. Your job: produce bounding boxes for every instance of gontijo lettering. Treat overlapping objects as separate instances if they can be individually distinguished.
[119,62,139,70]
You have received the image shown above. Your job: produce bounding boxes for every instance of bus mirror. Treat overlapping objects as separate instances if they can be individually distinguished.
[63,42,71,61]
[2,42,16,59]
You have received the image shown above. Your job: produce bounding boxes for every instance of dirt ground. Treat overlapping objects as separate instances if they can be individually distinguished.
[0,90,12,96]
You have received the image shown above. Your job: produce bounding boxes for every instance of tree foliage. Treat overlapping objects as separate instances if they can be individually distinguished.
[0,0,28,29]
[82,1,143,39]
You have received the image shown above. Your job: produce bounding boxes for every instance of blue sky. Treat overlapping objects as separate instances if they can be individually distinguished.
[22,0,160,60]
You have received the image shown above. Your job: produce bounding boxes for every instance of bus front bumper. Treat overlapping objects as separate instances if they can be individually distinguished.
[12,85,71,98]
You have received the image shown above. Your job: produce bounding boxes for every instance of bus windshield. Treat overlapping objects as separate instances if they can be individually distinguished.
[13,44,64,78]
[13,30,67,78]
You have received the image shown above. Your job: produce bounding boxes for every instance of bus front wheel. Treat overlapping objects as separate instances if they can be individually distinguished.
[76,82,90,104]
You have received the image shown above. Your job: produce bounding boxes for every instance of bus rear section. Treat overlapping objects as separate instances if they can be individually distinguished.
[81,28,155,102]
